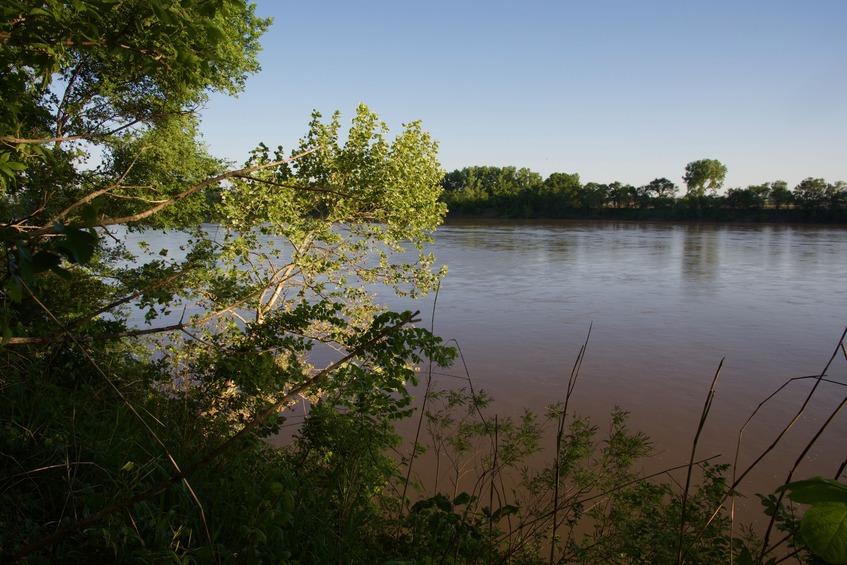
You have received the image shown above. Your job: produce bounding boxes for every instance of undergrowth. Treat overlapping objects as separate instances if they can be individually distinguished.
[2,327,846,563]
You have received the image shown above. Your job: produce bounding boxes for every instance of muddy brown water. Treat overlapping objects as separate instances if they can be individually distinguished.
[373,219,847,520]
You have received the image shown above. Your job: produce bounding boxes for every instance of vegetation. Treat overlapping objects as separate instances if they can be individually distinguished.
[2,2,845,563]
[441,165,847,222]
[1,1,451,561]
[683,158,728,198]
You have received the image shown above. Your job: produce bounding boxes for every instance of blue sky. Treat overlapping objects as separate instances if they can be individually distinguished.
[199,1,847,190]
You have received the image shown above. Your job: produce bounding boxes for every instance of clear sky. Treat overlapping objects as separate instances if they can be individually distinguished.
[199,0,847,191]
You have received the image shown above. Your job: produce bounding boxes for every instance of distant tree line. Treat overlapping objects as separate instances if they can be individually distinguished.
[441,159,847,222]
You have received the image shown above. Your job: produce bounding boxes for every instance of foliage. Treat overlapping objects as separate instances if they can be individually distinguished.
[3,2,844,563]
[779,477,847,564]
[683,158,728,197]
[388,386,752,564]
[440,164,846,222]
[1,2,454,561]
[792,178,847,212]
[726,183,771,210]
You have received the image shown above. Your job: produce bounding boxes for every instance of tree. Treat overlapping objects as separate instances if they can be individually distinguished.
[726,183,770,210]
[827,180,846,210]
[746,183,771,209]
[768,180,793,210]
[608,181,637,209]
[642,177,678,198]
[581,182,610,212]
[1,3,453,560]
[541,172,582,213]
[793,177,829,209]
[683,159,728,197]
[440,166,498,213]
[542,172,581,197]
[637,177,678,209]
[514,166,544,194]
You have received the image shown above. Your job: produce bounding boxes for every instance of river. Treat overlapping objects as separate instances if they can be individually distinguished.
[387,219,847,498]
[124,219,847,501]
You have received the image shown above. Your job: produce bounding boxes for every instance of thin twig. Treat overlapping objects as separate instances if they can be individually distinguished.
[677,359,723,565]
[400,281,441,512]
[743,326,847,560]
[550,323,591,563]
[50,148,149,226]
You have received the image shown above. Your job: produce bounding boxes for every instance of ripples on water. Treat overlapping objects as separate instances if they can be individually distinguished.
[390,220,847,498]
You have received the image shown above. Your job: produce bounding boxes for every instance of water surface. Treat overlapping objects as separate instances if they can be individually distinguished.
[124,220,847,498]
[392,219,847,494]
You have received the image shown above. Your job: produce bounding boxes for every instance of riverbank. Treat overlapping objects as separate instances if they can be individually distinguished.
[445,205,847,224]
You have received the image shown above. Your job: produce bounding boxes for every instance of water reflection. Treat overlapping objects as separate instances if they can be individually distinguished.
[681,224,721,283]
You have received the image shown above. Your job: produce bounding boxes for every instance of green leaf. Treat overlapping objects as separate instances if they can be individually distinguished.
[15,243,34,280]
[434,494,452,513]
[282,490,295,513]
[80,204,98,227]
[57,227,98,264]
[204,21,226,45]
[799,502,847,564]
[736,547,755,565]
[4,280,23,303]
[490,504,519,521]
[779,477,847,505]
[452,492,472,506]
[3,161,26,171]
[32,250,61,273]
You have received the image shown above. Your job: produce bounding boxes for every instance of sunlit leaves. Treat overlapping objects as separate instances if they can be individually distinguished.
[0,3,455,560]
[683,158,728,197]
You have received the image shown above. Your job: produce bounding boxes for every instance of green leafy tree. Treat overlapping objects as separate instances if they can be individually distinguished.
[581,181,611,212]
[638,177,678,209]
[608,181,637,209]
[440,166,504,213]
[441,167,490,213]
[793,177,830,210]
[768,180,793,210]
[726,183,770,210]
[0,2,453,560]
[542,172,582,195]
[683,158,728,197]
[540,171,581,213]
[827,180,847,210]
[644,177,679,198]
[440,165,544,216]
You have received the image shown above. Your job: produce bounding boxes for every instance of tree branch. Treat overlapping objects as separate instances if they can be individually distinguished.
[92,148,321,229]
[50,148,150,225]
[3,267,193,345]
[1,116,152,146]
[24,147,321,239]
[231,173,351,199]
